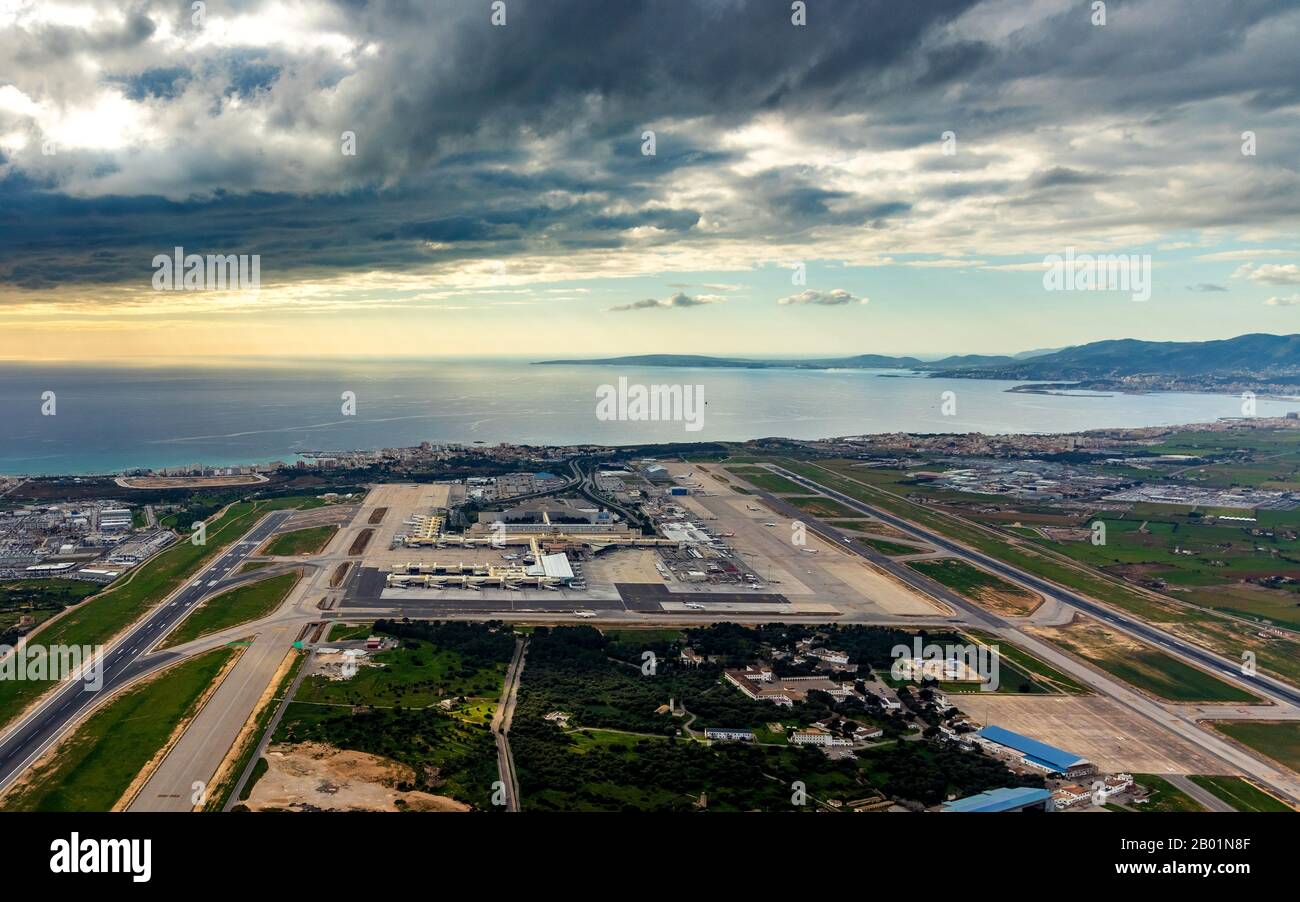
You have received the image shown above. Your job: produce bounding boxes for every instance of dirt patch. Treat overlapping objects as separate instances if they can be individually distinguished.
[969,584,1042,617]
[348,529,374,556]
[244,742,471,812]
[329,562,352,588]
[368,507,388,525]
[1028,615,1147,656]
[824,519,914,539]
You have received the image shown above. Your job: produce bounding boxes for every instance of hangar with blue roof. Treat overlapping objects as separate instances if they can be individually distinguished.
[974,726,1095,778]
[941,786,1055,813]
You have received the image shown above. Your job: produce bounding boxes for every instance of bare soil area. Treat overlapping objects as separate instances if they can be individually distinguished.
[244,742,470,812]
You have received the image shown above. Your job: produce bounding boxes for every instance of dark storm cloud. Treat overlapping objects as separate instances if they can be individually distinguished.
[0,0,1298,297]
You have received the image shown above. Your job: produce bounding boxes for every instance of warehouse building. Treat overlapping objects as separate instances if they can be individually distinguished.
[941,786,1055,813]
[974,726,1095,778]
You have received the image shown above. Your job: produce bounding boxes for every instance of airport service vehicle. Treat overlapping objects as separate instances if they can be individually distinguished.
[764,522,777,527]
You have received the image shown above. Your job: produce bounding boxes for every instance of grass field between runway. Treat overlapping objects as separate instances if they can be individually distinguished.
[158,571,300,651]
[1210,721,1300,774]
[1188,775,1294,812]
[0,647,234,811]
[260,525,338,556]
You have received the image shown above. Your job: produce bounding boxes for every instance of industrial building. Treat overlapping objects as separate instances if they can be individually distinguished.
[974,726,1095,778]
[941,786,1055,813]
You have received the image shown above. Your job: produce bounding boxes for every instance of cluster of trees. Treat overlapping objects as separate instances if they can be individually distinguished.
[509,625,1032,810]
[862,741,1043,807]
[0,580,98,647]
[511,722,859,812]
[520,626,751,735]
[684,622,816,662]
[681,622,969,673]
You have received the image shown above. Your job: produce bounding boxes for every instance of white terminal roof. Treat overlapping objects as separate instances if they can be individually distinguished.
[526,553,574,580]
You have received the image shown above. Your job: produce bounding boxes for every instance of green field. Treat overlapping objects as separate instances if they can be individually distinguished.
[722,467,806,494]
[2,648,233,811]
[910,559,1037,602]
[261,525,337,556]
[159,571,300,650]
[327,622,375,642]
[1211,721,1300,773]
[1189,775,1294,812]
[859,537,925,556]
[294,628,510,710]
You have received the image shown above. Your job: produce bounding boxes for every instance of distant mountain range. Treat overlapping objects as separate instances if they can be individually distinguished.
[536,333,1300,387]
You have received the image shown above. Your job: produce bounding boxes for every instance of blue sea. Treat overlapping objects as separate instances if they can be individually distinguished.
[1,359,1295,475]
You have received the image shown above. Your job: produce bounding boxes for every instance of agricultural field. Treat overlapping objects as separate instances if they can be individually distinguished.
[260,525,337,556]
[0,648,234,811]
[909,558,1041,616]
[159,571,300,650]
[1026,515,1300,625]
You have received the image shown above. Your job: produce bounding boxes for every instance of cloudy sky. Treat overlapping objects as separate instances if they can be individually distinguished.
[1,0,1298,361]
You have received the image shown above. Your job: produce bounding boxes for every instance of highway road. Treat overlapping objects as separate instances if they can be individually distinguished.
[0,510,293,795]
[491,638,527,813]
[767,464,1300,708]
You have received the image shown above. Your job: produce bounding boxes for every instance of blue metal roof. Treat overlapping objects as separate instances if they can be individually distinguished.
[942,786,1053,813]
[977,725,1087,772]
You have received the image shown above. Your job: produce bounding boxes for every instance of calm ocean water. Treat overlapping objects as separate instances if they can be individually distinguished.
[1,359,1295,475]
